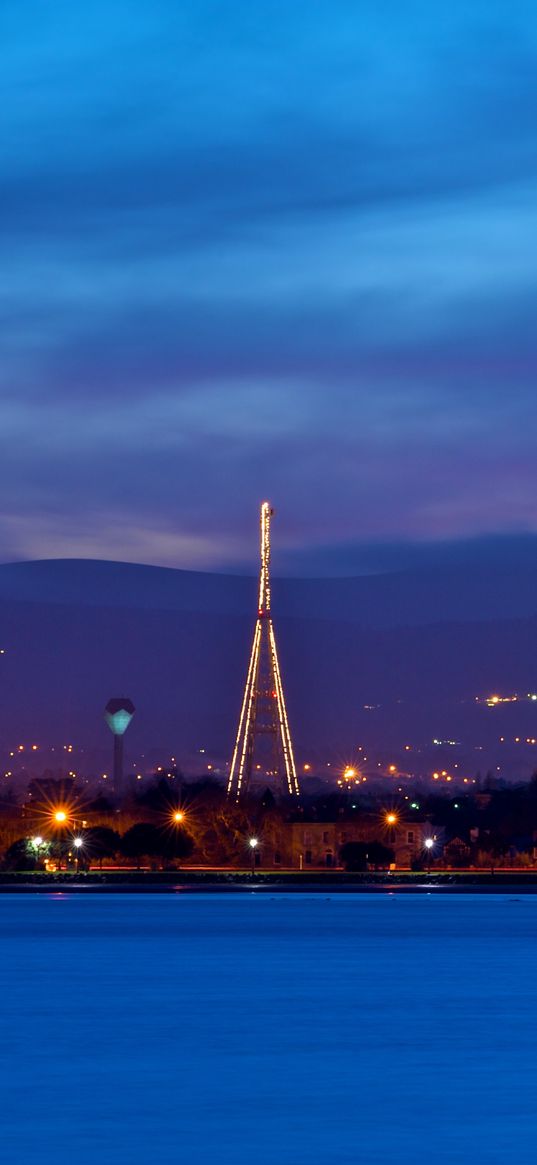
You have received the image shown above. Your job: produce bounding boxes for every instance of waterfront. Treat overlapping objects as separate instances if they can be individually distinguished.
[0,892,534,1164]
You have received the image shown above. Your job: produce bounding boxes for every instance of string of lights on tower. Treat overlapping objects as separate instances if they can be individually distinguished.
[227,502,300,801]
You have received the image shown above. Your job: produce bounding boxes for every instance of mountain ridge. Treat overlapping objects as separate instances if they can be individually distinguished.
[2,558,537,771]
[1,556,537,630]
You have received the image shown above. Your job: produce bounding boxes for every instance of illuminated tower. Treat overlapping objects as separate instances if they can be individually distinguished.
[104,697,135,799]
[227,502,300,801]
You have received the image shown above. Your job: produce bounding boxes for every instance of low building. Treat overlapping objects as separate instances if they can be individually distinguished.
[260,816,431,869]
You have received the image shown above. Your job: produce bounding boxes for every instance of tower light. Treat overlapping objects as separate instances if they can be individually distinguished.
[227,503,299,801]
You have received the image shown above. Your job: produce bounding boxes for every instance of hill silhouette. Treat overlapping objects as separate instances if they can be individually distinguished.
[1,558,537,772]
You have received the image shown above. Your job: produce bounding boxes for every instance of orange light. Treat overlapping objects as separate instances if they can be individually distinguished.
[172,811,184,824]
[385,812,398,826]
[54,810,67,824]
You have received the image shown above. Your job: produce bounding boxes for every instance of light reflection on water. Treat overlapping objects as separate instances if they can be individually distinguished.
[0,892,534,1165]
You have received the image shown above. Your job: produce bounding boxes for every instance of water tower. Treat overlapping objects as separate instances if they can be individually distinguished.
[104,697,135,799]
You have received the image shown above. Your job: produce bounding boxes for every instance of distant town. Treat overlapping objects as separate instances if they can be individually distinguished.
[3,508,537,876]
[1,727,537,875]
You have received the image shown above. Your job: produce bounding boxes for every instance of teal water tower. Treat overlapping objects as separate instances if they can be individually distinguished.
[104,697,135,799]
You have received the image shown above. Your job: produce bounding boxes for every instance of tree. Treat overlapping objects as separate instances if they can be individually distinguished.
[84,827,121,869]
[3,838,38,871]
[366,841,394,869]
[192,802,252,865]
[135,777,183,814]
[340,840,394,870]
[259,788,276,813]
[340,842,369,871]
[159,826,194,866]
[85,795,114,814]
[119,823,162,868]
[481,831,508,874]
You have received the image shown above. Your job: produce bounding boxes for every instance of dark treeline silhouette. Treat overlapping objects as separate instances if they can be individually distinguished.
[2,771,537,871]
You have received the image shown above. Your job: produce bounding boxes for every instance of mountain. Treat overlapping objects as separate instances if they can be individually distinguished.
[1,558,537,778]
[1,556,537,626]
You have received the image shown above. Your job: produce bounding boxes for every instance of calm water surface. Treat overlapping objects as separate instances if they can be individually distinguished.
[0,891,534,1165]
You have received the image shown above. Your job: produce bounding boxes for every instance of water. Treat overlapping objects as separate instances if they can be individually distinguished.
[0,891,534,1164]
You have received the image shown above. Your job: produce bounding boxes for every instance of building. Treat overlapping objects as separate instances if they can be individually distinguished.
[259,816,431,869]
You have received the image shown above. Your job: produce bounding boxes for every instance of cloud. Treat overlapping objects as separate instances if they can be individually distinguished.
[0,508,245,570]
[1,0,537,569]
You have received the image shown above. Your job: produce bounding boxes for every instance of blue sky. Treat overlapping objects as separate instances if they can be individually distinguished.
[2,0,537,573]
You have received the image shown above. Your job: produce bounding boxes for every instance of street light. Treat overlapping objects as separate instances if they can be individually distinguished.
[249,837,259,874]
[73,836,83,873]
[172,811,184,824]
[52,809,69,869]
[385,811,398,850]
[424,836,434,873]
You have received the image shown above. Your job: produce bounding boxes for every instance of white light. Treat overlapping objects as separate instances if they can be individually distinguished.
[73,837,83,848]
[249,837,259,849]
[33,836,43,847]
[425,838,434,850]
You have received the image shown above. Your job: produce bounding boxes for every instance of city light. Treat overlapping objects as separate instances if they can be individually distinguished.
[385,812,398,826]
[424,838,434,850]
[249,837,259,849]
[73,837,83,849]
[172,811,184,824]
[32,836,43,848]
[53,810,67,824]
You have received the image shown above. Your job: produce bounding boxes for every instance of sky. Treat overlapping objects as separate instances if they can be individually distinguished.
[2,0,537,575]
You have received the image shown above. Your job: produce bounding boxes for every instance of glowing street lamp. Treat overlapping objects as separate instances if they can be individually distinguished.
[249,836,259,874]
[172,811,185,824]
[384,811,398,848]
[51,810,70,870]
[74,838,83,876]
[424,836,434,873]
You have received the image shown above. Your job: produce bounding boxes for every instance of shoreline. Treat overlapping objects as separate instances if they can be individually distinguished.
[1,870,537,893]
